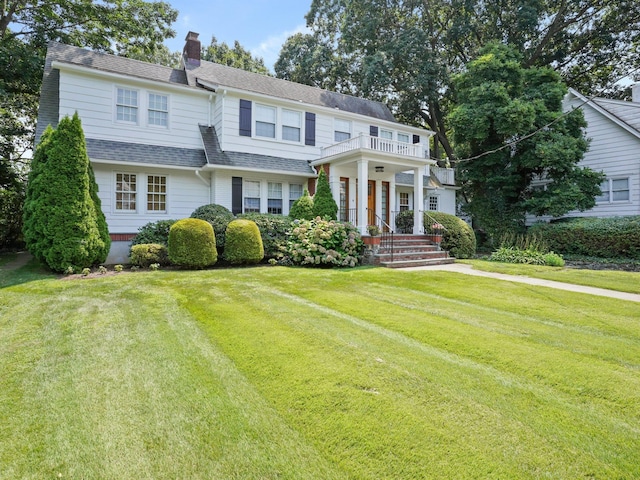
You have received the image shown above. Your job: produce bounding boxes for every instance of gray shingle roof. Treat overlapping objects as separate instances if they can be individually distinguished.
[592,98,640,134]
[200,125,315,175]
[86,138,206,168]
[188,61,396,122]
[395,172,441,188]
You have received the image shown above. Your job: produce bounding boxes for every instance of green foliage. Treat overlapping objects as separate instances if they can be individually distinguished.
[190,203,234,248]
[130,243,170,267]
[289,189,315,221]
[490,246,564,267]
[450,43,603,239]
[22,114,109,272]
[202,36,270,75]
[0,184,25,249]
[529,217,640,260]
[131,219,177,246]
[394,210,414,234]
[283,218,363,267]
[312,169,338,220]
[425,211,476,259]
[223,219,264,265]
[168,218,217,268]
[237,213,291,259]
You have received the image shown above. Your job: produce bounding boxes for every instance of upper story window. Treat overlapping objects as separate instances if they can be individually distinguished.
[115,173,137,211]
[334,119,351,142]
[255,104,276,138]
[380,129,393,140]
[597,178,630,203]
[147,175,167,213]
[397,132,410,143]
[116,88,138,123]
[282,109,301,142]
[148,93,168,127]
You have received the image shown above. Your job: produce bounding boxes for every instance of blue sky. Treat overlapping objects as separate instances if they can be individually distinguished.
[164,0,312,71]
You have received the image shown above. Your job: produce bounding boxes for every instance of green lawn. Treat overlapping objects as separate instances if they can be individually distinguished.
[1,266,639,479]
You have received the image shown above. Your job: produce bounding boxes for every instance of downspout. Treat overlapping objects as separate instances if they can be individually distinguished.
[195,169,210,187]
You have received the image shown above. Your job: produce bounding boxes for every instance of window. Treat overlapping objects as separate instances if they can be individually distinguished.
[597,178,630,203]
[399,192,409,211]
[147,175,167,212]
[282,109,301,142]
[380,129,393,140]
[289,183,303,209]
[115,173,137,211]
[244,180,261,212]
[428,196,439,211]
[268,182,283,214]
[397,133,410,143]
[339,178,349,222]
[334,119,351,142]
[255,104,276,138]
[116,88,138,123]
[148,93,168,127]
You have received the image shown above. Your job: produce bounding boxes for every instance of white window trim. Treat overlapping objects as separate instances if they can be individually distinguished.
[114,86,139,125]
[113,171,170,215]
[597,177,631,204]
[147,91,170,129]
[114,171,138,214]
[146,174,169,214]
[252,104,304,144]
[243,179,262,213]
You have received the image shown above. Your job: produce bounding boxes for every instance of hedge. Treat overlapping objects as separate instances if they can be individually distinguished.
[190,204,234,248]
[237,213,291,258]
[168,218,218,268]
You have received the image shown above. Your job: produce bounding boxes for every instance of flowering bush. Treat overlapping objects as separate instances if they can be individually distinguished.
[281,217,364,267]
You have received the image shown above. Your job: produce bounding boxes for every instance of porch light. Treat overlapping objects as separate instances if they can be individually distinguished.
[375,166,384,173]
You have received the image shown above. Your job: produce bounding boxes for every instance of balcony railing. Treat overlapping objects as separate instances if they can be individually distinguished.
[321,133,426,159]
[430,166,455,185]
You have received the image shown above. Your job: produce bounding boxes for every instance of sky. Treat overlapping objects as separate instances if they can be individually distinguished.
[164,0,313,71]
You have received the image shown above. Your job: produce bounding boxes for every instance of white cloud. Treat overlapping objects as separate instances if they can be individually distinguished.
[251,24,310,71]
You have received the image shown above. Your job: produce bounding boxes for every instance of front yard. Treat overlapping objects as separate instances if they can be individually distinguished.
[1,265,639,478]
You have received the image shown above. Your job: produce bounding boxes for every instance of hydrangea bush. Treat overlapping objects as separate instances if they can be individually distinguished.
[282,217,364,267]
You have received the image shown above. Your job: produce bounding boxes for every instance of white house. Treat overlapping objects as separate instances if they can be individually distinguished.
[36,32,457,263]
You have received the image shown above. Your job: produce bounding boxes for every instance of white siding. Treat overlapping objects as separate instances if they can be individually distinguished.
[94,165,209,234]
[58,70,209,149]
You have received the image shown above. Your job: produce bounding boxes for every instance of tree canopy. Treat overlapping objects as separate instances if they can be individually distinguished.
[449,44,604,238]
[202,36,270,75]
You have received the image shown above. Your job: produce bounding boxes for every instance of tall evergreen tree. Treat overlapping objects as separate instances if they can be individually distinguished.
[23,113,109,272]
[312,169,338,220]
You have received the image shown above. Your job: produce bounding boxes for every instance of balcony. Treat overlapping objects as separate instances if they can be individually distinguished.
[430,166,455,185]
[320,133,427,160]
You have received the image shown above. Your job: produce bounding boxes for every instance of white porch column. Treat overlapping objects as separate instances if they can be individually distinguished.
[357,159,368,235]
[390,177,396,231]
[329,171,341,210]
[413,167,424,234]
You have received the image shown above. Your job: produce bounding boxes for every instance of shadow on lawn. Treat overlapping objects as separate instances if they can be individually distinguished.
[0,255,55,288]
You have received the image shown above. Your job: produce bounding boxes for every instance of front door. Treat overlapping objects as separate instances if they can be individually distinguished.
[368,180,376,225]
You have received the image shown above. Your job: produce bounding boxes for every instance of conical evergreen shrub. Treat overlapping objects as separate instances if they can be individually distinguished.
[312,169,338,220]
[289,188,315,220]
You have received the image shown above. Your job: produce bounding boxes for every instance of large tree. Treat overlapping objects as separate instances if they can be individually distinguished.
[449,44,604,238]
[202,36,270,75]
[278,0,640,159]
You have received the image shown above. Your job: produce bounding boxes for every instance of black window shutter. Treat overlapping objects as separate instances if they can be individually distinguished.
[412,134,420,144]
[370,126,379,137]
[232,177,243,214]
[239,100,252,137]
[305,112,316,146]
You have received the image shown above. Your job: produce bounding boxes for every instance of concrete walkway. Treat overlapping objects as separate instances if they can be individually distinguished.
[401,263,640,303]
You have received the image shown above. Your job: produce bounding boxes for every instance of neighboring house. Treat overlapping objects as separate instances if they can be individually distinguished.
[530,87,640,224]
[36,32,457,263]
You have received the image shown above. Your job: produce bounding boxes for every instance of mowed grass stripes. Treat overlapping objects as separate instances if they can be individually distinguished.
[1,266,639,479]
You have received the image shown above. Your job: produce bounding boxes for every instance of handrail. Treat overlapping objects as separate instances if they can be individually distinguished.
[366,208,394,262]
[422,210,448,233]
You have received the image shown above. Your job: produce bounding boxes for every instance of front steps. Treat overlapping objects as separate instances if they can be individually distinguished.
[371,234,455,268]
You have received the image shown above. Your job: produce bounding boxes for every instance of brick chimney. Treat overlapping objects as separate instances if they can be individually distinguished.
[183,31,201,66]
[633,83,640,103]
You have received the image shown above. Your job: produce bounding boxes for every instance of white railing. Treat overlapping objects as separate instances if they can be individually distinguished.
[321,133,425,159]
[430,166,455,185]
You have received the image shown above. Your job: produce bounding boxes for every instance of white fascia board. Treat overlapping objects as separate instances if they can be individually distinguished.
[90,158,199,171]
[202,163,316,178]
[212,83,435,137]
[310,151,435,169]
[52,61,212,97]
[568,88,640,141]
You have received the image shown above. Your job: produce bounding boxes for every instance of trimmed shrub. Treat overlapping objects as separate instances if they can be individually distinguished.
[395,210,414,234]
[190,204,234,248]
[237,213,291,258]
[312,169,338,220]
[224,219,264,264]
[168,218,217,268]
[426,212,476,259]
[23,114,109,272]
[489,246,565,267]
[130,243,170,267]
[131,219,177,246]
[282,217,363,267]
[529,216,640,259]
[289,189,315,220]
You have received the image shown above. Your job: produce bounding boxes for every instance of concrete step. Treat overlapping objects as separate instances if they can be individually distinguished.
[380,257,456,268]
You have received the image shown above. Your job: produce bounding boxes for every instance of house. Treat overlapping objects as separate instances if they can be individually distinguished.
[36,32,457,263]
[529,87,640,224]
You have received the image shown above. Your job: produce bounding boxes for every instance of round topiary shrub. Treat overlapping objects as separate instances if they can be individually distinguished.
[168,218,217,268]
[223,219,264,265]
[289,189,315,220]
[190,203,234,248]
[130,243,170,267]
[237,213,291,258]
[425,211,476,259]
